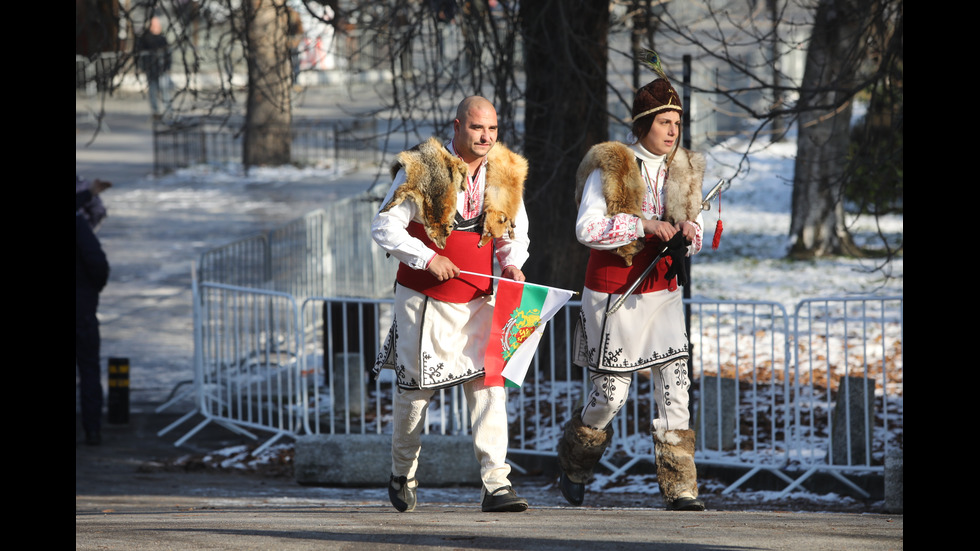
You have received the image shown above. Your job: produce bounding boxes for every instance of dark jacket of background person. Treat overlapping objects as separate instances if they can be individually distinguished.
[136,28,171,80]
[76,189,109,321]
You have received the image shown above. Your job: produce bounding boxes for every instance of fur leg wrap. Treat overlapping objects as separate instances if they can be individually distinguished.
[557,408,614,484]
[653,427,699,503]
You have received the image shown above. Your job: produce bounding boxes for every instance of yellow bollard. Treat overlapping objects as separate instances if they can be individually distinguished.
[107,357,130,424]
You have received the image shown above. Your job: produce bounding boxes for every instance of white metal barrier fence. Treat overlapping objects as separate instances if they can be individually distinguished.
[159,279,309,452]
[783,296,904,497]
[168,280,902,491]
[197,199,396,300]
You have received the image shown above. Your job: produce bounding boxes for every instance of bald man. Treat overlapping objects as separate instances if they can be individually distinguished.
[372,96,531,513]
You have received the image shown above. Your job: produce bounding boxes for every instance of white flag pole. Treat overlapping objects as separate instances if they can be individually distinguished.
[458,270,579,295]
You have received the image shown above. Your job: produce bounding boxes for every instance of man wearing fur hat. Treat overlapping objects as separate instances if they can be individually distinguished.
[371,96,531,513]
[558,55,707,511]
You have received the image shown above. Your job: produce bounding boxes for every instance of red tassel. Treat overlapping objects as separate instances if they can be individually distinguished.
[712,219,723,249]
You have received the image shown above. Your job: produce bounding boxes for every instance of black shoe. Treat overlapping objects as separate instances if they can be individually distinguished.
[482,485,529,512]
[388,474,417,512]
[558,470,585,506]
[668,496,705,511]
[85,431,101,446]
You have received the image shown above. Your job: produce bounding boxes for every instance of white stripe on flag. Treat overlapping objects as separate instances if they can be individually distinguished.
[500,287,575,387]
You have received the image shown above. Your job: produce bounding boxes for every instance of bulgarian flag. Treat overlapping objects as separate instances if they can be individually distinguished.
[482,278,575,388]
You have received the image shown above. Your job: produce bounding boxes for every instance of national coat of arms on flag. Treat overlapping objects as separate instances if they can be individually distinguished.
[483,279,575,388]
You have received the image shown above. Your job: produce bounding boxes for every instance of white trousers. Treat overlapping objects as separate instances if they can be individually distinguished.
[391,377,513,492]
[580,359,692,433]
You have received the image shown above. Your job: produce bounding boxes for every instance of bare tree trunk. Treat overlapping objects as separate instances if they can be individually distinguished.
[243,0,292,167]
[768,0,786,141]
[520,0,610,290]
[76,0,121,57]
[789,0,867,258]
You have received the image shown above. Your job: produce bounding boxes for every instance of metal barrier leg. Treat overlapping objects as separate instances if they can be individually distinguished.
[172,417,259,448]
[775,468,870,499]
[252,431,291,456]
[157,410,198,437]
[601,456,645,480]
[154,380,195,414]
[774,467,818,498]
[720,466,798,495]
[172,418,216,448]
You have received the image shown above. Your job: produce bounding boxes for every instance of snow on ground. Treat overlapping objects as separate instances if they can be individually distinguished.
[693,137,902,306]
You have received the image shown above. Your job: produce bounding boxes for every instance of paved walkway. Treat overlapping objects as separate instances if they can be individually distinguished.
[77,409,902,551]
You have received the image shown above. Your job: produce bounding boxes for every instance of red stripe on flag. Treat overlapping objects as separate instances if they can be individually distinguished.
[483,279,524,387]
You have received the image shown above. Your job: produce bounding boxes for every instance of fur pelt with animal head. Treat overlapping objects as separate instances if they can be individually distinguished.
[574,141,705,265]
[381,137,527,248]
[481,141,528,246]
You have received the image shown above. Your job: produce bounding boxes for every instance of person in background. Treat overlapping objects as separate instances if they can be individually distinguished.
[287,6,305,86]
[76,176,111,446]
[371,96,531,513]
[136,16,172,120]
[428,0,457,61]
[557,52,708,511]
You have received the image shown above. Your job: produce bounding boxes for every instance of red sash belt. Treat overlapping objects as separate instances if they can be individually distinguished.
[584,237,677,295]
[397,221,494,303]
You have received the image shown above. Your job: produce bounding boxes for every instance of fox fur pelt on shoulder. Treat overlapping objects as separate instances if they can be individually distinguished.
[574,141,705,265]
[380,137,528,248]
